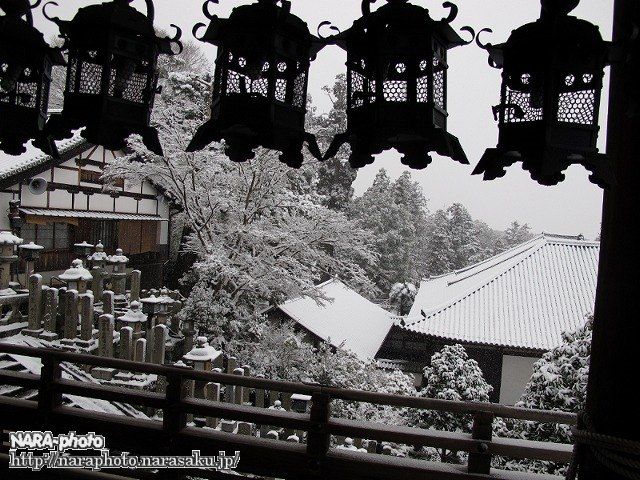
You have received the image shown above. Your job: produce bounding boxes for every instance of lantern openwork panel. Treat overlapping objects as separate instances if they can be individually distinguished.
[326,0,470,170]
[0,3,63,156]
[45,0,181,156]
[189,0,324,168]
[474,0,612,187]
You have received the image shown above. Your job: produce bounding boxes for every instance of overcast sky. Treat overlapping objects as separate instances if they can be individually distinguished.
[33,0,613,238]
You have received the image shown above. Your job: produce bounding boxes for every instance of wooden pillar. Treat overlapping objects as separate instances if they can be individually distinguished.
[581,1,640,478]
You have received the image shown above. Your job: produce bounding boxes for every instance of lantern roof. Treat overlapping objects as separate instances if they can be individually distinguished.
[183,336,222,362]
[198,0,325,58]
[0,7,65,65]
[140,294,174,306]
[59,259,93,282]
[482,2,610,70]
[18,241,44,251]
[45,0,176,54]
[334,0,467,52]
[108,248,129,264]
[0,231,23,246]
[119,301,147,324]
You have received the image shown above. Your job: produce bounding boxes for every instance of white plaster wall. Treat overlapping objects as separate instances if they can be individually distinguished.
[499,355,539,405]
[52,168,77,184]
[49,190,73,210]
[20,185,47,208]
[141,181,155,195]
[75,192,89,210]
[90,193,114,212]
[0,192,15,230]
[115,196,137,214]
[138,199,157,215]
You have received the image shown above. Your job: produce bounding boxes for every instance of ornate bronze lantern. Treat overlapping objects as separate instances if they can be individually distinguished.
[473,0,613,187]
[324,0,472,169]
[43,0,182,155]
[187,0,326,168]
[0,0,64,156]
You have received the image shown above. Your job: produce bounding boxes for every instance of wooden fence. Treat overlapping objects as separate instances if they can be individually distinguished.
[0,343,576,480]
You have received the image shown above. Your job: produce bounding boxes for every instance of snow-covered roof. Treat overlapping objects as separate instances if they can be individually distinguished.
[276,278,395,361]
[0,132,87,184]
[19,208,166,222]
[404,234,599,351]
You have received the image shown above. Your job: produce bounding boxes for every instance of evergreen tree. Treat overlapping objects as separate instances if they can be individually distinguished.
[389,282,417,316]
[424,209,454,276]
[499,318,592,475]
[503,221,533,248]
[447,204,481,270]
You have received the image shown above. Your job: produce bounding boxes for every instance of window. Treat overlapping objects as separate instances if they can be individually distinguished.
[21,222,71,251]
[80,169,124,188]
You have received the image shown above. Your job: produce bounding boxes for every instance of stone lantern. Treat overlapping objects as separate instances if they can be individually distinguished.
[107,248,128,303]
[0,231,23,296]
[18,241,44,288]
[73,241,94,265]
[87,240,109,300]
[59,259,93,294]
[183,336,223,372]
[87,240,108,269]
[117,300,146,339]
[140,293,174,328]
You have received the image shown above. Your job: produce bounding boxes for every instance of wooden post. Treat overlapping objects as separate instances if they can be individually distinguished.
[163,372,186,448]
[38,354,62,426]
[581,1,640,479]
[306,392,331,476]
[467,411,493,474]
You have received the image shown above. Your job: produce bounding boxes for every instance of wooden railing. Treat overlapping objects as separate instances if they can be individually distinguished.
[0,343,576,480]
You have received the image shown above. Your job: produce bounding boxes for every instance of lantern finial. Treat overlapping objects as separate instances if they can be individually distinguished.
[541,0,580,17]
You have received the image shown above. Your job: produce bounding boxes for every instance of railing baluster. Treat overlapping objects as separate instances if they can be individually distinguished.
[468,411,494,474]
[163,371,186,436]
[38,353,63,425]
[306,392,331,477]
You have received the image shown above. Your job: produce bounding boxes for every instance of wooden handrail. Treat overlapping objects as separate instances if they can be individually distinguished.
[0,343,575,480]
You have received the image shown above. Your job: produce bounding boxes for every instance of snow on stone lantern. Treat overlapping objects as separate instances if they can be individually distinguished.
[107,248,128,303]
[0,231,22,296]
[88,240,109,269]
[59,259,93,294]
[324,0,473,169]
[73,241,94,265]
[183,336,223,372]
[188,0,327,167]
[87,240,109,300]
[18,241,44,287]
[140,292,174,362]
[290,393,312,414]
[116,300,146,339]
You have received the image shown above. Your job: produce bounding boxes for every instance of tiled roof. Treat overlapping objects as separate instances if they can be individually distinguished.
[277,279,395,361]
[404,234,599,351]
[20,208,166,222]
[0,132,87,182]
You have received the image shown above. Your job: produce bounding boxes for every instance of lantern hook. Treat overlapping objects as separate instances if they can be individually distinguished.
[165,24,183,55]
[441,2,458,23]
[42,1,62,26]
[458,26,475,45]
[317,21,341,40]
[361,0,378,17]
[476,28,502,69]
[193,23,208,41]
[144,0,155,23]
[202,0,219,21]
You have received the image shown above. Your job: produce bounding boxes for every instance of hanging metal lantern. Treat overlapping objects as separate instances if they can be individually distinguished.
[473,0,613,187]
[324,0,472,169]
[187,0,326,168]
[0,0,64,156]
[42,0,182,156]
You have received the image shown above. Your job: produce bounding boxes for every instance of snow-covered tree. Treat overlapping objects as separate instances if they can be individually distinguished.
[503,221,533,248]
[349,169,429,292]
[498,318,592,475]
[389,282,417,316]
[410,344,493,462]
[105,70,377,344]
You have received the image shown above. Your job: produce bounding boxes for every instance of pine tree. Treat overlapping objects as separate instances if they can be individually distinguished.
[389,282,417,315]
[503,221,533,248]
[424,209,454,276]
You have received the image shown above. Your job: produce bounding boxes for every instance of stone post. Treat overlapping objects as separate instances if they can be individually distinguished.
[39,287,58,341]
[366,440,378,454]
[56,286,67,337]
[130,270,141,303]
[97,314,114,358]
[134,338,147,363]
[241,365,251,405]
[120,326,133,361]
[204,382,221,429]
[151,324,167,365]
[233,368,244,405]
[102,290,114,315]
[79,293,94,342]
[24,274,43,337]
[238,422,252,436]
[62,290,79,345]
[91,268,104,302]
[227,356,237,374]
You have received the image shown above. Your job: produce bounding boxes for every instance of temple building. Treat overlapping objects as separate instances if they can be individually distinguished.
[0,133,171,285]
